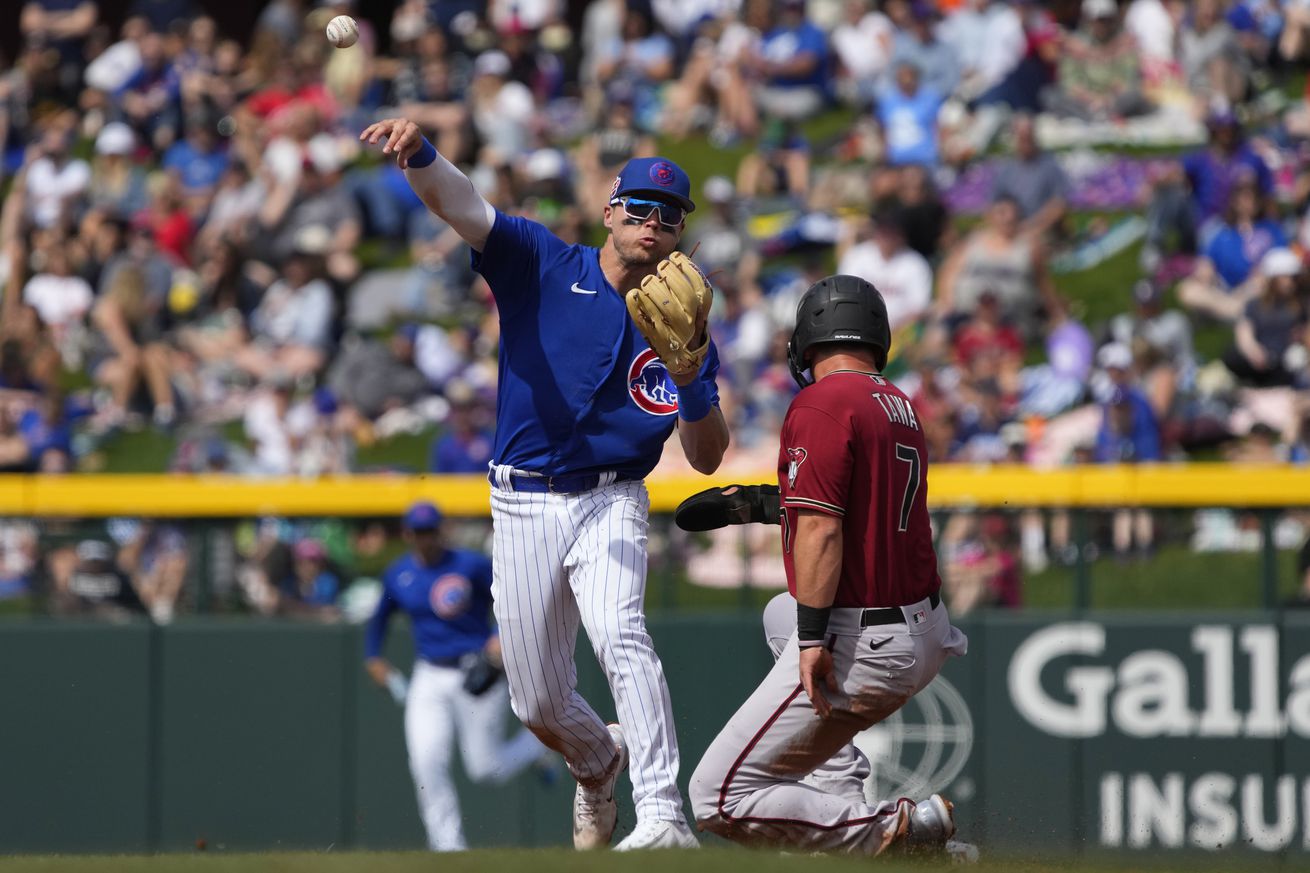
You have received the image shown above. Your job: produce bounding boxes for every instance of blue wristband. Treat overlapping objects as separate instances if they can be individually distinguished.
[408,136,437,169]
[677,376,712,423]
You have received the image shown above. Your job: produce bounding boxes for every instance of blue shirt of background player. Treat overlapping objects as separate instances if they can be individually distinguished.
[471,211,721,480]
[365,548,494,663]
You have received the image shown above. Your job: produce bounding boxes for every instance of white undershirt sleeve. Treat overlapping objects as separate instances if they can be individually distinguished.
[404,152,497,253]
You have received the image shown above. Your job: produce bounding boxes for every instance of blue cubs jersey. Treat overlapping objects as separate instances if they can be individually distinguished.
[365,548,494,663]
[471,211,721,480]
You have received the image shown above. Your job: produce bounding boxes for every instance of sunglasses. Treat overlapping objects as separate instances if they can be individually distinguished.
[614,197,685,228]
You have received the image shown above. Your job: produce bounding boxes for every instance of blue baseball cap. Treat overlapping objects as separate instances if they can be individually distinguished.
[610,157,696,213]
[403,501,444,531]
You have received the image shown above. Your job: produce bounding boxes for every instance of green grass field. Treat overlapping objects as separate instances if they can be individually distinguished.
[0,848,1290,873]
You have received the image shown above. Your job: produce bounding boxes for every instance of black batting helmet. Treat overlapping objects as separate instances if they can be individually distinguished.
[787,275,891,388]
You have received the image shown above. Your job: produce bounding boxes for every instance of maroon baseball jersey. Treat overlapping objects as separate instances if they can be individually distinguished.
[777,369,941,608]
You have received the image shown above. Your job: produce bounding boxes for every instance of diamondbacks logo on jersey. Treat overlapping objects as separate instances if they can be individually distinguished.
[627,348,679,416]
[430,573,472,618]
[650,161,676,186]
[786,447,807,488]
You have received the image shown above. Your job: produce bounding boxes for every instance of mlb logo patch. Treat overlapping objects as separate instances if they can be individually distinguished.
[912,609,927,625]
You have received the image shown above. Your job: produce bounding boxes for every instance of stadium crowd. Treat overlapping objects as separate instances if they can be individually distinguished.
[1,0,1309,619]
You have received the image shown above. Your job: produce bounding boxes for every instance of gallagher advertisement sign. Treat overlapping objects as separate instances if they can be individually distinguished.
[907,615,1310,855]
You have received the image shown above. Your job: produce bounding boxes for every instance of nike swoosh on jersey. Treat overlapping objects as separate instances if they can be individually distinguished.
[869,637,891,651]
[570,282,598,295]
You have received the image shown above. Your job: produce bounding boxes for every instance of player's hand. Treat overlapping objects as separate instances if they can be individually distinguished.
[359,118,426,169]
[483,634,503,669]
[365,656,393,688]
[799,646,838,718]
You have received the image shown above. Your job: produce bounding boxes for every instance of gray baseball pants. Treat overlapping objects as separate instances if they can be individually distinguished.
[690,592,967,853]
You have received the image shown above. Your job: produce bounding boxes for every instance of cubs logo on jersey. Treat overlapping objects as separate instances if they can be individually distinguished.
[627,348,679,416]
[786,447,807,488]
[430,573,473,618]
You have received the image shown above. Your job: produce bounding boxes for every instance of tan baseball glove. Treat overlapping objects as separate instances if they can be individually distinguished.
[625,251,713,382]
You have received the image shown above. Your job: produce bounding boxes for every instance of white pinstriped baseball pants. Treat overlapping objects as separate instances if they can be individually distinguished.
[489,469,685,825]
[404,661,547,851]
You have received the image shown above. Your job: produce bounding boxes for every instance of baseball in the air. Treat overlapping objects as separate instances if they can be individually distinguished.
[326,15,359,48]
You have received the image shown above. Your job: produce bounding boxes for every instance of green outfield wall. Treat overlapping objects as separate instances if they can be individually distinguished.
[4,612,1310,859]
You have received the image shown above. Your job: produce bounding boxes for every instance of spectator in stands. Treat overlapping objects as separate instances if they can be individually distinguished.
[136,171,195,266]
[681,175,757,288]
[89,259,176,430]
[574,87,657,215]
[162,109,228,216]
[429,383,495,474]
[837,204,933,331]
[47,539,147,620]
[0,293,60,394]
[1143,110,1273,271]
[953,290,1024,395]
[1095,343,1161,558]
[941,0,1027,107]
[934,194,1064,338]
[0,389,75,473]
[873,61,945,167]
[1095,343,1163,463]
[893,164,951,260]
[889,3,960,100]
[735,119,810,199]
[747,0,830,132]
[1207,178,1286,287]
[1223,251,1308,386]
[114,518,189,623]
[831,0,895,105]
[328,324,432,422]
[402,205,478,318]
[1042,0,1152,121]
[88,122,148,217]
[1180,0,1250,107]
[594,2,676,132]
[279,537,342,619]
[992,114,1069,238]
[25,122,90,231]
[23,238,92,368]
[941,513,1022,614]
[468,50,536,165]
[235,227,335,383]
[115,29,181,151]
[262,145,361,284]
[1106,279,1197,418]
[20,0,98,100]
[1181,235,1297,323]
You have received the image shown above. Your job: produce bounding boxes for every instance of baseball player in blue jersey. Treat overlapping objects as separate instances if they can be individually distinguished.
[360,116,729,850]
[365,501,548,852]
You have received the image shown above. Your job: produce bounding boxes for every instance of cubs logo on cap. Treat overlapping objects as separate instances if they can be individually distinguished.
[611,157,695,213]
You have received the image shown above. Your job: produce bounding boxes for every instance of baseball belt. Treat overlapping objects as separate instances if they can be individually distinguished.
[859,591,942,627]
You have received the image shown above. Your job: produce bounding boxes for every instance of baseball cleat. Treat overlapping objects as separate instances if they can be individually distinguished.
[883,793,957,855]
[573,724,628,850]
[615,819,700,851]
[907,793,957,848]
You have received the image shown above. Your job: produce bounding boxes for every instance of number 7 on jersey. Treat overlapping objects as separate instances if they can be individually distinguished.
[894,443,921,532]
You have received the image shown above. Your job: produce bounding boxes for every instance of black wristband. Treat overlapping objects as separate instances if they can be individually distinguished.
[796,603,831,647]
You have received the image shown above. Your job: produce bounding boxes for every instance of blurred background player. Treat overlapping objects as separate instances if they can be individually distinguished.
[364,500,548,852]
